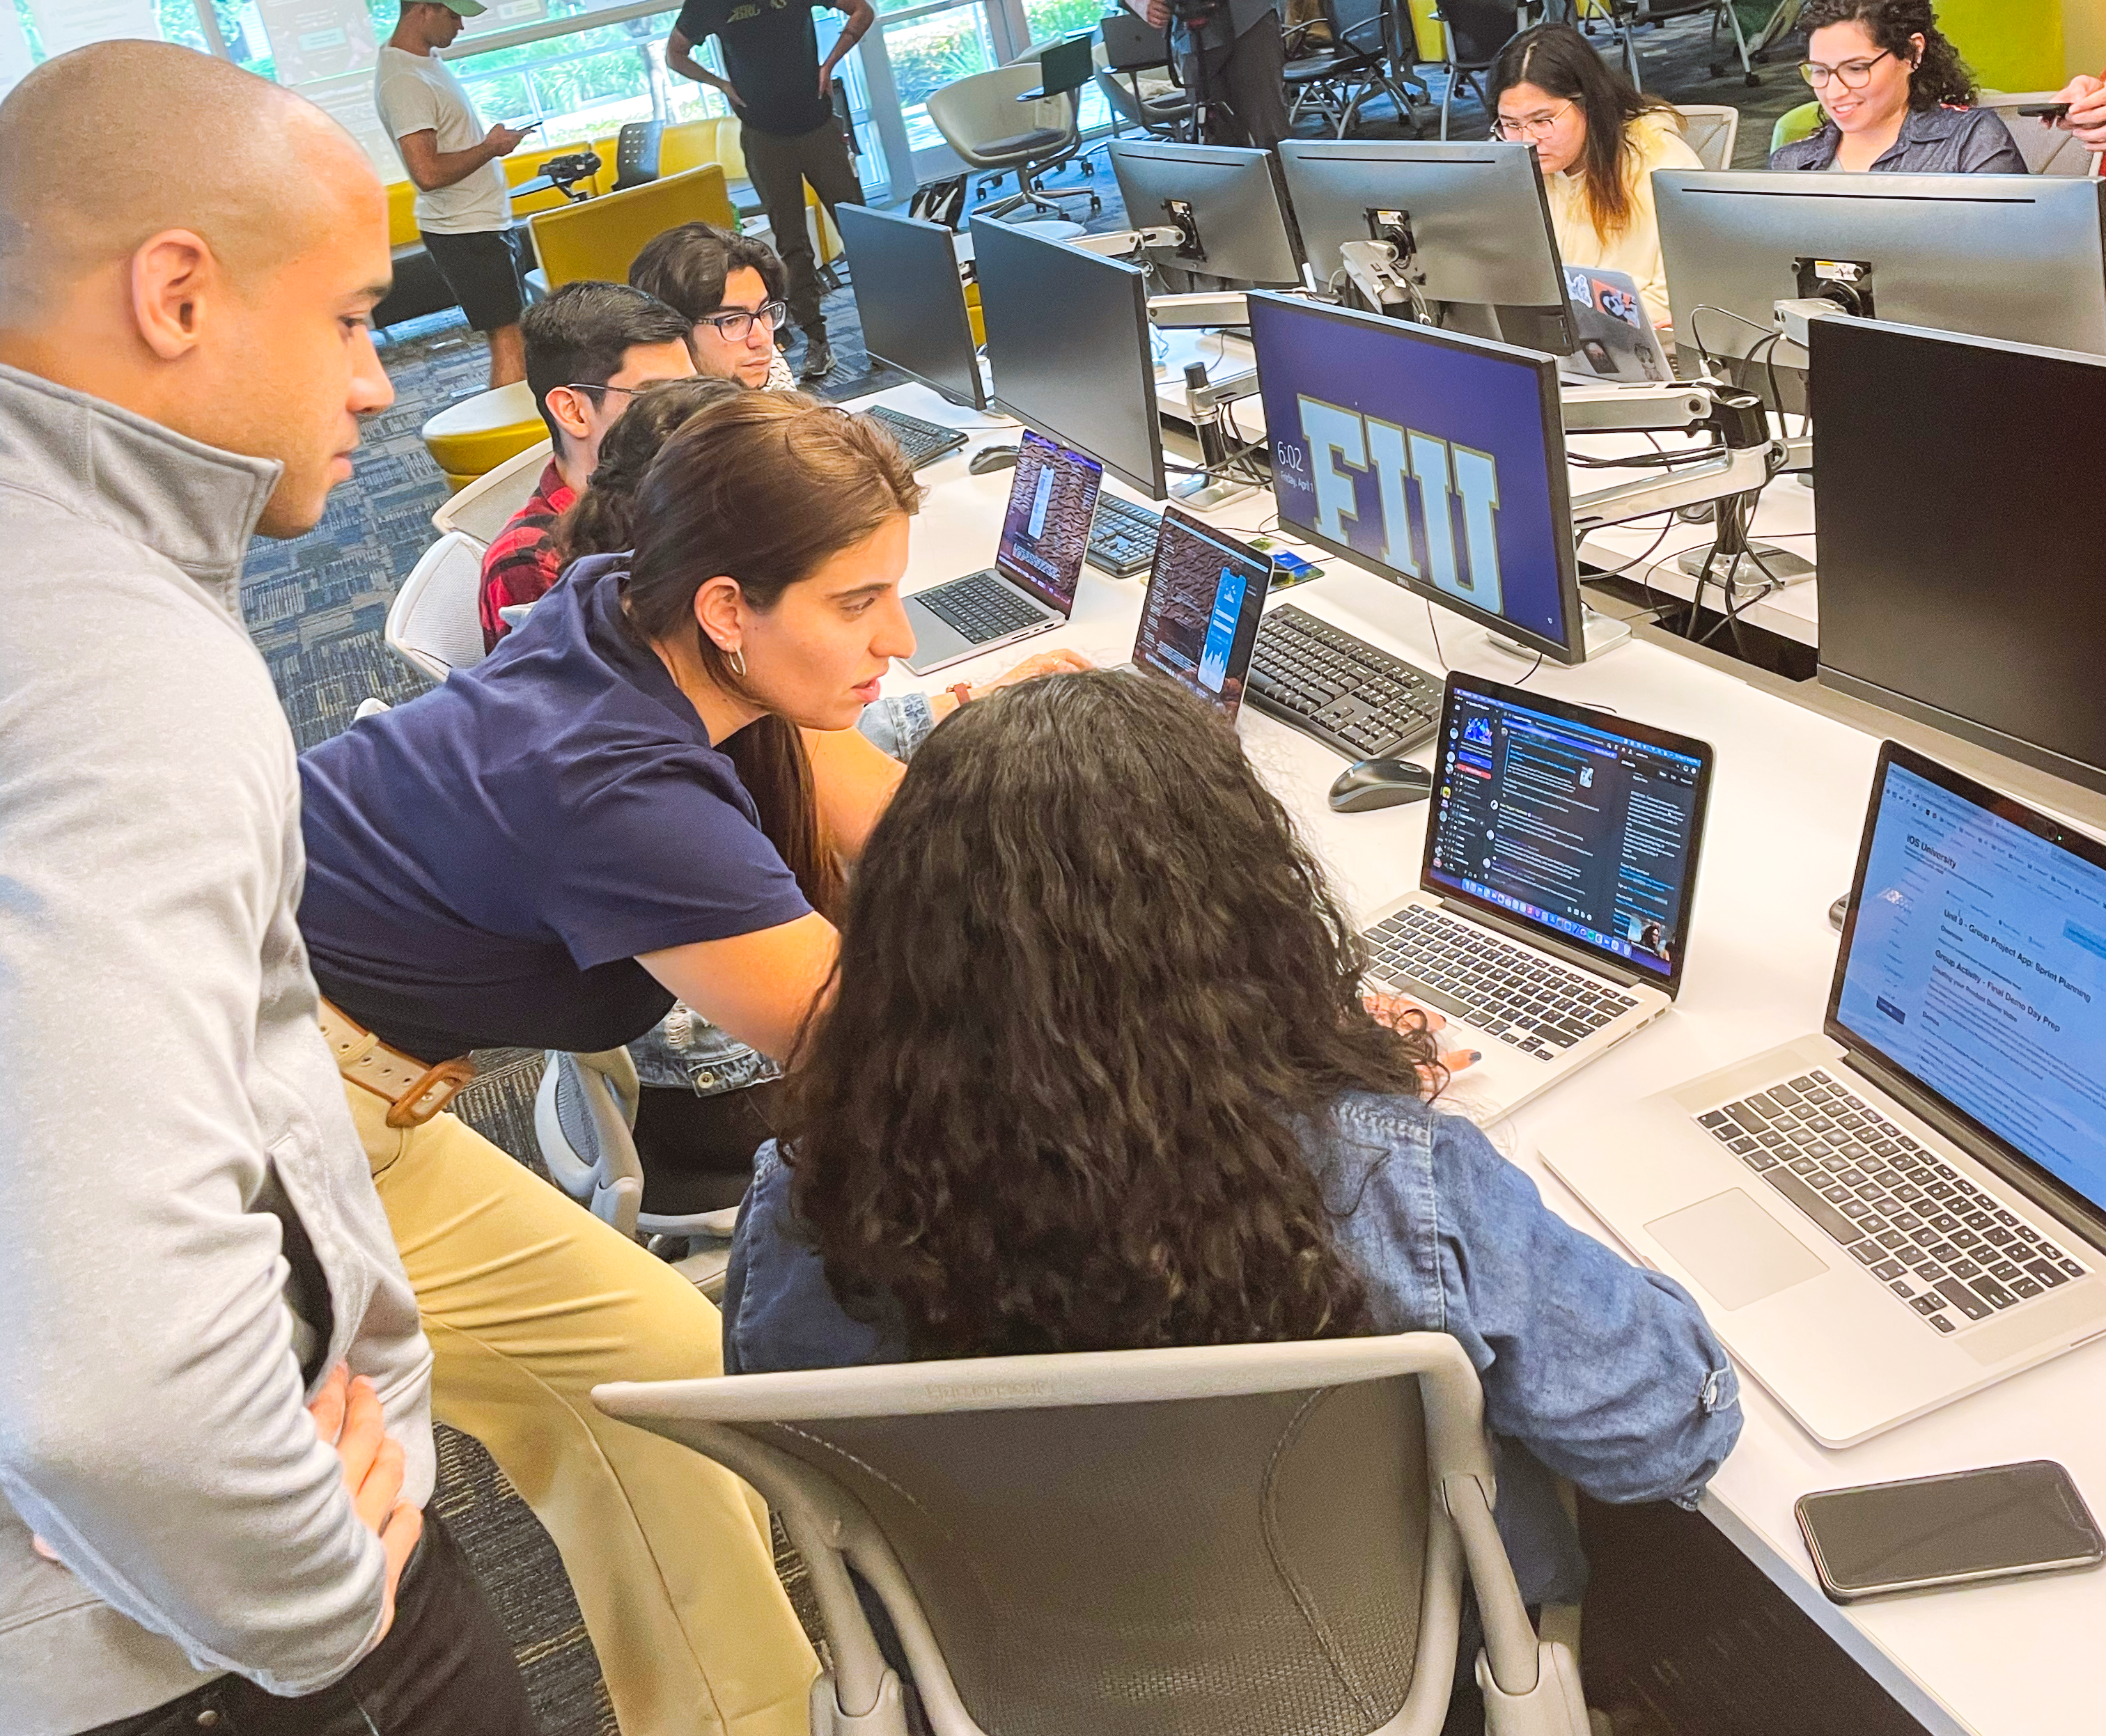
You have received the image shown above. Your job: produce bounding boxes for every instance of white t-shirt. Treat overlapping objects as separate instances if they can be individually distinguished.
[375,43,512,236]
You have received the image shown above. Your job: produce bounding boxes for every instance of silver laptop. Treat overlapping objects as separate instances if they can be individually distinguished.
[1115,506,1269,720]
[1541,741,2106,1448]
[900,430,1100,675]
[1557,265,1671,384]
[1361,671,1714,1123]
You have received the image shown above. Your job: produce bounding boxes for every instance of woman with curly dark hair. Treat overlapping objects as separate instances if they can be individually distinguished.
[1770,0,2024,173]
[726,671,1742,1611]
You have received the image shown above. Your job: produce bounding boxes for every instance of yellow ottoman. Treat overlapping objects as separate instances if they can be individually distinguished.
[422,380,545,492]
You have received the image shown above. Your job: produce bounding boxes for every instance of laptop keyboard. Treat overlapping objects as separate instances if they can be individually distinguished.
[865,406,967,470]
[914,571,1047,643]
[1245,605,1442,760]
[1362,903,1640,1061]
[1086,496,1162,577]
[1700,1068,2088,1335]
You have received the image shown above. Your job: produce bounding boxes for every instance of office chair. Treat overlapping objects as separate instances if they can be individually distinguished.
[1978,92,2103,178]
[927,63,1099,222]
[1671,102,1739,170]
[534,1047,740,1299]
[428,437,555,549]
[595,1333,1597,1736]
[1432,0,1523,139]
[609,119,664,191]
[1769,98,1822,155]
[384,531,488,684]
[1096,13,1195,139]
[1573,0,1759,91]
[1283,0,1426,139]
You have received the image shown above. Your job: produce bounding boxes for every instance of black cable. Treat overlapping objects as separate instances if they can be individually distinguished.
[1566,444,1729,469]
[1423,599,1448,673]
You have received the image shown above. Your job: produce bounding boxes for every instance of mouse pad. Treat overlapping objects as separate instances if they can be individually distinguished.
[1644,1189,1828,1311]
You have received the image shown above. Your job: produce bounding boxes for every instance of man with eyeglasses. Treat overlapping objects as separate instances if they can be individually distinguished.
[478,279,694,650]
[630,222,798,392]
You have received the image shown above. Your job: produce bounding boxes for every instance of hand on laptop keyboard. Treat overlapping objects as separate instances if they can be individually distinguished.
[1365,992,1481,1087]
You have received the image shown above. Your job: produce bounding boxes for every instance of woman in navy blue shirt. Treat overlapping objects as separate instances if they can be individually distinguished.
[294,392,1077,1736]
[729,671,1742,1626]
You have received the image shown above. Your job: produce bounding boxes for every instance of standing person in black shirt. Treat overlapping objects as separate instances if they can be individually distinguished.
[667,0,873,382]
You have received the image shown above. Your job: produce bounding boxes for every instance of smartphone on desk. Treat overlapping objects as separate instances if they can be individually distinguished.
[1796,1460,2104,1603]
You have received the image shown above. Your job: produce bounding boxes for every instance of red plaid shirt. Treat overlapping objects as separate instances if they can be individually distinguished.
[477,460,575,652]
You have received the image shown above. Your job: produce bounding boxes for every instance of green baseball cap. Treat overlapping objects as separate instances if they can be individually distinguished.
[438,0,488,15]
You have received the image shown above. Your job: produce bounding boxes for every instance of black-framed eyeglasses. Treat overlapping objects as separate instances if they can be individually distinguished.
[562,381,644,403]
[1799,48,1894,88]
[696,299,788,341]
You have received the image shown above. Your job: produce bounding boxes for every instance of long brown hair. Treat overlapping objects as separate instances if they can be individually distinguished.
[782,671,1447,1359]
[549,375,742,569]
[1490,23,1680,240]
[620,391,921,918]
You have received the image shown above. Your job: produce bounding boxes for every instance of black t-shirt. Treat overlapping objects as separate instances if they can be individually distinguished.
[677,0,834,139]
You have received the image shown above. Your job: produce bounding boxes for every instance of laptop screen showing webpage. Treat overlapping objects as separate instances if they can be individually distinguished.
[1130,506,1269,719]
[1830,746,2106,1218]
[992,430,1104,616]
[1421,674,1711,996]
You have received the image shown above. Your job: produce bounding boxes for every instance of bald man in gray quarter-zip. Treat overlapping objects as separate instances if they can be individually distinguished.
[0,42,533,1736]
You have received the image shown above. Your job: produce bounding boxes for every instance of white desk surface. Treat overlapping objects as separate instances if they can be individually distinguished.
[850,376,2106,1736]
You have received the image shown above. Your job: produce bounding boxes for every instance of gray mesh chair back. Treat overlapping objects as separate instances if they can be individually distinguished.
[595,1335,1593,1736]
[1284,0,1424,138]
[534,1048,737,1295]
[1433,0,1522,138]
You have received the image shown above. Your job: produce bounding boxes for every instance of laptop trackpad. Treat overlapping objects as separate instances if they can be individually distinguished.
[1645,1189,1829,1311]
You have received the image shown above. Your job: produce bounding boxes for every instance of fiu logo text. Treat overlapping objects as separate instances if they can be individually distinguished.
[1288,396,1504,613]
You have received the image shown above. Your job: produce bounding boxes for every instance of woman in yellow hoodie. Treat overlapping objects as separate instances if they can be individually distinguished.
[1488,23,1701,334]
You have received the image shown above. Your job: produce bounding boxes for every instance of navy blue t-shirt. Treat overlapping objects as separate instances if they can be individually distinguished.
[298,556,813,1062]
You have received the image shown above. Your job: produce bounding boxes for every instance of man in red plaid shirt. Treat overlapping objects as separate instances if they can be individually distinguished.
[477,281,693,650]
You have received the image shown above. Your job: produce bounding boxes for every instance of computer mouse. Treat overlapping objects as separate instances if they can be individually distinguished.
[1328,758,1434,814]
[968,445,1020,476]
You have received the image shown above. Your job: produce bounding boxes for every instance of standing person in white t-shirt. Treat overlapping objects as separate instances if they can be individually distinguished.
[377,0,536,386]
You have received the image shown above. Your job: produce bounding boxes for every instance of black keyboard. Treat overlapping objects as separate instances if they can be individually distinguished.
[1244,605,1443,760]
[912,571,1048,643]
[1699,1068,2089,1336]
[1086,496,1162,578]
[865,405,967,470]
[1362,903,1639,1063]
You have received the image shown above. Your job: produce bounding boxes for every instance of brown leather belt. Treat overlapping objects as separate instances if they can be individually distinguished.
[318,999,477,1128]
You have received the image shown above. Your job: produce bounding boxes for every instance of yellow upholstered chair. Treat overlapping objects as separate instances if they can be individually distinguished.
[387,178,421,249]
[421,379,545,492]
[1771,100,1824,156]
[528,164,738,290]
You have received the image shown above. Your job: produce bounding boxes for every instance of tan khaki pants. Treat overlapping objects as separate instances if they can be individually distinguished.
[348,1083,817,1736]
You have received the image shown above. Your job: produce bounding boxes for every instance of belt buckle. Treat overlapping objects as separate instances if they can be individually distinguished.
[384,1058,478,1128]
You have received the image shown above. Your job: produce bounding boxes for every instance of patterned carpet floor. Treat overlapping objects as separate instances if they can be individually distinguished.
[240,17,1807,1727]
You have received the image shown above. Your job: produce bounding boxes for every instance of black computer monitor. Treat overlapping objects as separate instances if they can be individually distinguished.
[836,203,988,410]
[1657,171,2106,363]
[971,214,1168,499]
[1811,315,2106,795]
[1277,139,1574,354]
[1247,291,1585,664]
[1106,139,1302,288]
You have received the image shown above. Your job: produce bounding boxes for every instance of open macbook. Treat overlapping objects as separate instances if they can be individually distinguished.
[1119,506,1268,720]
[1557,265,1671,384]
[1359,671,1713,1123]
[1540,742,2106,1447]
[900,430,1101,675]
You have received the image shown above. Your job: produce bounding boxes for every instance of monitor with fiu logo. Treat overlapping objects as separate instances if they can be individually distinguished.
[1247,293,1586,664]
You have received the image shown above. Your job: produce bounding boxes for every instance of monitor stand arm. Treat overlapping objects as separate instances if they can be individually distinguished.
[1489,381,1777,664]
[1337,239,1419,318]
[1069,225,1186,258]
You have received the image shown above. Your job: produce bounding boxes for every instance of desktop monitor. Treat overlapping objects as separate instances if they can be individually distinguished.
[836,203,988,410]
[1656,171,2106,363]
[1247,292,1585,664]
[1809,315,2106,795]
[1276,139,1575,354]
[1106,139,1302,289]
[971,214,1168,499]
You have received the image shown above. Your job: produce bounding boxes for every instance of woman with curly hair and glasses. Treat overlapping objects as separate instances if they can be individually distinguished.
[726,671,1742,1618]
[1770,0,2023,174]
[1487,24,1703,331]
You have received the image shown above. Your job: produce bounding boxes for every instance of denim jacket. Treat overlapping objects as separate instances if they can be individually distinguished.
[1770,104,2027,174]
[627,691,937,1097]
[724,1091,1742,1606]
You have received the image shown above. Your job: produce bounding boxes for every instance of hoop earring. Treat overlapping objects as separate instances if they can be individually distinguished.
[729,646,747,678]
